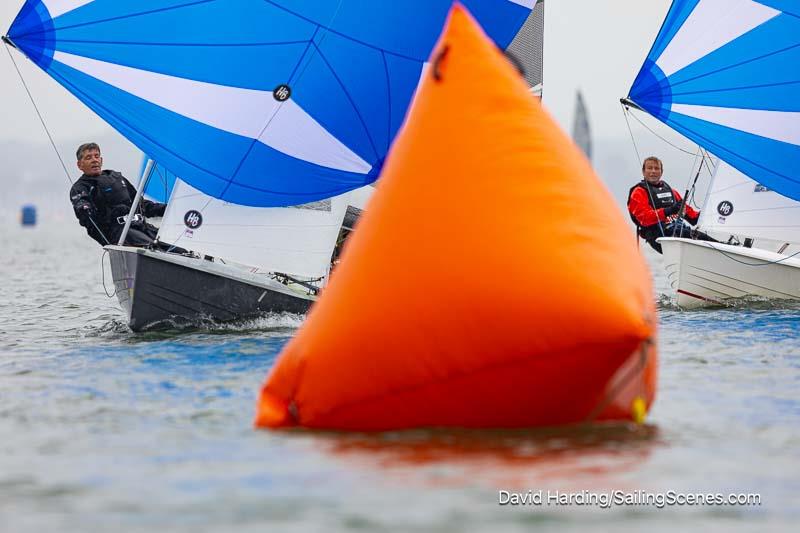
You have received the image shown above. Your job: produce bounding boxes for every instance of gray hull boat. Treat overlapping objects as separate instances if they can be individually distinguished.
[106,246,315,331]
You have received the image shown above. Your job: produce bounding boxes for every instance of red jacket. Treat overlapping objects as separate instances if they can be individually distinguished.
[627,182,700,228]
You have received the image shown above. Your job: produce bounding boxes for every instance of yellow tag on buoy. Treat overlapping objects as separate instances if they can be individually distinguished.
[631,396,647,425]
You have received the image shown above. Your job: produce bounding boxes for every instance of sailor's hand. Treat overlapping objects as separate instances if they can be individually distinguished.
[77,204,95,221]
[664,202,682,216]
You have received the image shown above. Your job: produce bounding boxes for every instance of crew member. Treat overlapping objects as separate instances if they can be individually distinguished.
[69,142,169,248]
[627,156,716,253]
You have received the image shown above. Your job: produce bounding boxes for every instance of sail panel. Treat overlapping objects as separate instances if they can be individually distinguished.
[671,104,800,146]
[654,0,779,77]
[754,0,800,17]
[664,17,800,111]
[48,58,370,203]
[667,111,800,200]
[39,0,91,19]
[628,0,800,201]
[506,0,544,90]
[8,0,534,207]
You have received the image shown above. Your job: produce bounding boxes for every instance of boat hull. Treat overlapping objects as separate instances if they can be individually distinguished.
[659,237,800,309]
[106,246,315,331]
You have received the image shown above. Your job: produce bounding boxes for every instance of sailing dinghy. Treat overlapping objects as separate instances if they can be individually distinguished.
[659,160,800,308]
[5,0,544,330]
[624,0,800,308]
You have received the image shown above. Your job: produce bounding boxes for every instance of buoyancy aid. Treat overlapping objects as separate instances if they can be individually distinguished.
[627,180,678,239]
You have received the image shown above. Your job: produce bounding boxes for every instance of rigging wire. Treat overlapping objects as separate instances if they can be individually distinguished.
[622,103,666,238]
[625,107,699,157]
[5,40,113,246]
[699,243,800,267]
[621,103,642,164]
[4,42,72,185]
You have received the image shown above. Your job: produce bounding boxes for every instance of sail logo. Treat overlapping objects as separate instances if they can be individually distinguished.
[717,201,734,217]
[273,84,292,102]
[184,210,203,229]
[754,184,770,193]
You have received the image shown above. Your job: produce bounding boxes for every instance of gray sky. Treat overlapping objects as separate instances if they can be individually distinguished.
[0,0,707,214]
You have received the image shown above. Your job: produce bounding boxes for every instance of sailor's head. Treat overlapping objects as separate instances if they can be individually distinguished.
[641,156,663,185]
[76,142,103,177]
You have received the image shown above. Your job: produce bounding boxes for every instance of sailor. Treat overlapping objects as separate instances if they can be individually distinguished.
[627,156,716,254]
[69,142,167,248]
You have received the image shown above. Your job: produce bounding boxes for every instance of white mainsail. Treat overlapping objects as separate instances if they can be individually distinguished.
[699,161,800,247]
[157,180,351,279]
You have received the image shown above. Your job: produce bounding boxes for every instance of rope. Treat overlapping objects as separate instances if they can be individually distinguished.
[702,243,800,267]
[101,249,117,297]
[626,107,699,157]
[621,103,642,164]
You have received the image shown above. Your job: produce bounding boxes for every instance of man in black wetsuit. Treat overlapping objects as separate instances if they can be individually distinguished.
[69,142,173,249]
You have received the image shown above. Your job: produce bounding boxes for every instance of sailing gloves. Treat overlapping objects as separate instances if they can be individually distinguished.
[77,203,96,222]
[664,201,683,217]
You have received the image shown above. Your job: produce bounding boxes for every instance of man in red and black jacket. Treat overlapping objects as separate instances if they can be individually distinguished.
[627,156,715,254]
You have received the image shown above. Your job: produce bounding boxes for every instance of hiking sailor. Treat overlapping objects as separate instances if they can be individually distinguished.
[69,142,169,248]
[627,156,716,254]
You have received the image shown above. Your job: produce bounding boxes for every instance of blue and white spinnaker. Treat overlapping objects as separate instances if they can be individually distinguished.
[6,0,538,207]
[628,0,800,201]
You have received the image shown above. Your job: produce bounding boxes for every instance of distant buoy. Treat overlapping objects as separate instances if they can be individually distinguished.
[256,4,658,431]
[20,205,37,227]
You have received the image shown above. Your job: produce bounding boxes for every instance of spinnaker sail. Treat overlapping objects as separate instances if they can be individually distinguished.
[627,0,800,201]
[7,0,540,207]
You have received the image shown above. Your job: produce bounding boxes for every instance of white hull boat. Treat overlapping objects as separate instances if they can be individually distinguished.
[660,237,800,309]
[623,2,800,310]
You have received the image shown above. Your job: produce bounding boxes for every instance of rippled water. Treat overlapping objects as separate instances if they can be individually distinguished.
[1,221,798,532]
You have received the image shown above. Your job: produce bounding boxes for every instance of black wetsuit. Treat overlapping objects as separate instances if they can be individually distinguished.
[69,170,166,247]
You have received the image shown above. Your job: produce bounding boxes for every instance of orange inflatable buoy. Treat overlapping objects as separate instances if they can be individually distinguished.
[256,4,657,431]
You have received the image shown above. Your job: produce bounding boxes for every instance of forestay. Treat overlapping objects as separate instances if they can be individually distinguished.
[699,160,800,246]
[7,0,538,207]
[627,0,800,201]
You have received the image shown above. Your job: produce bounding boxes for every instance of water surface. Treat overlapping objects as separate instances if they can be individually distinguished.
[1,222,797,532]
